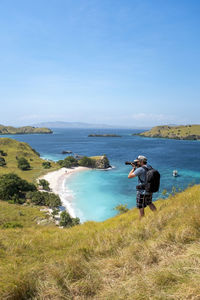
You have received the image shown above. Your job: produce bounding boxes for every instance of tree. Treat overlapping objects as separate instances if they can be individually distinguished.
[0,157,6,167]
[44,193,61,208]
[17,157,31,170]
[26,191,46,206]
[59,211,80,227]
[0,173,36,202]
[78,156,95,168]
[26,191,61,208]
[39,179,50,191]
[58,156,78,168]
[42,161,51,169]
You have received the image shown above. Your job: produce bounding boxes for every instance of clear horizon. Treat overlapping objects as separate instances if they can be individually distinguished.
[0,1,199,127]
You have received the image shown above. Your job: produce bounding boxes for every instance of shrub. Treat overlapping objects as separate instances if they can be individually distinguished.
[42,161,51,169]
[0,173,36,202]
[60,211,80,227]
[0,150,7,156]
[17,157,31,170]
[0,157,6,167]
[115,204,129,215]
[78,156,96,168]
[39,179,50,191]
[2,222,23,229]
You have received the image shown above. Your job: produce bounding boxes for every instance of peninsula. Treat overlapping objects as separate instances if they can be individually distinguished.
[88,134,122,137]
[0,125,53,135]
[135,125,200,140]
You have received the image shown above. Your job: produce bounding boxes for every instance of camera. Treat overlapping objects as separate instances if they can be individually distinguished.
[125,160,138,166]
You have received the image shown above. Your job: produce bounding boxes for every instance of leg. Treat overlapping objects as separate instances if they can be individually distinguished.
[139,207,145,218]
[148,203,157,211]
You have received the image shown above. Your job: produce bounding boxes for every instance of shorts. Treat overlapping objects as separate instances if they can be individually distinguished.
[136,192,153,209]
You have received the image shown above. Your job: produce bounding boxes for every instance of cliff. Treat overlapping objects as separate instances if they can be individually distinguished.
[90,155,111,169]
[0,125,53,135]
[137,124,200,140]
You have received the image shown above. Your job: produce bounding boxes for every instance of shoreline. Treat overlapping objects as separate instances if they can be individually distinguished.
[38,166,90,217]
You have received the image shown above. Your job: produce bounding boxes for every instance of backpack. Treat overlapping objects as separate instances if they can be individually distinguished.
[142,165,160,193]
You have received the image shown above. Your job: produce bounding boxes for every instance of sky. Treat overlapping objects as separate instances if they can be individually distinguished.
[0,0,199,127]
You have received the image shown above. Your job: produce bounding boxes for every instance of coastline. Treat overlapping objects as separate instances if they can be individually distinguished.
[38,166,89,217]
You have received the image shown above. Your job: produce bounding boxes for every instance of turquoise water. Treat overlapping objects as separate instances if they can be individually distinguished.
[1,128,200,222]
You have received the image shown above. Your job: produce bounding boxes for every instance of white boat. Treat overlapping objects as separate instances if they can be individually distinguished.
[173,170,178,177]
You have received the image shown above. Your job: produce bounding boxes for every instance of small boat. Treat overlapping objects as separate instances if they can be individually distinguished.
[173,170,178,177]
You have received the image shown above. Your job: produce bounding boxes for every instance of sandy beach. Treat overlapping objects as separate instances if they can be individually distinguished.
[39,166,89,217]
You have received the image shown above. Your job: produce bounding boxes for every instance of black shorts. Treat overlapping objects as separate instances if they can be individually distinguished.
[136,192,153,209]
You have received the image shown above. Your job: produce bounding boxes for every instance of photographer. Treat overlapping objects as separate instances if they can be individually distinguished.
[127,155,157,218]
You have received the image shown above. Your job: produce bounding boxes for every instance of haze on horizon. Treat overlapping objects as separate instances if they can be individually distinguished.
[0,0,199,128]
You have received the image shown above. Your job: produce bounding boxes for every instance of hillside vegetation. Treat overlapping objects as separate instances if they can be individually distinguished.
[138,124,200,140]
[0,125,52,135]
[0,185,200,299]
[0,138,59,182]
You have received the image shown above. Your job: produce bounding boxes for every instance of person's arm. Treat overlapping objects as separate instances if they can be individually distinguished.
[128,164,136,179]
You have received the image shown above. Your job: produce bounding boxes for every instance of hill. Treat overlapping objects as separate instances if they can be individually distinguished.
[0,184,200,299]
[0,138,59,182]
[137,124,200,140]
[0,125,52,135]
[34,121,113,129]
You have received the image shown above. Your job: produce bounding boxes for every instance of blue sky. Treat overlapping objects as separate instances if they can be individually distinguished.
[0,0,199,127]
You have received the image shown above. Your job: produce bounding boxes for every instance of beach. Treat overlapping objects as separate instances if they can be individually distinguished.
[39,166,89,217]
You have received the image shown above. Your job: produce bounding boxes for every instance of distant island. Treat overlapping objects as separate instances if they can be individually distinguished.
[88,134,122,137]
[34,121,114,129]
[0,125,53,135]
[134,125,200,140]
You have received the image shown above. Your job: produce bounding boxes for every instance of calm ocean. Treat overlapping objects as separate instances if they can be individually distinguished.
[1,128,200,222]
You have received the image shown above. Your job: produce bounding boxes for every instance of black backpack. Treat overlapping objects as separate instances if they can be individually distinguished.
[142,165,160,193]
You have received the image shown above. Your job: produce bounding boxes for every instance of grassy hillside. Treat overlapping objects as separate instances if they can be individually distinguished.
[138,124,200,140]
[0,184,200,299]
[0,138,59,182]
[0,125,52,134]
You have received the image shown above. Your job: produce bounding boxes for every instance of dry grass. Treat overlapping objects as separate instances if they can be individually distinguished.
[0,185,200,299]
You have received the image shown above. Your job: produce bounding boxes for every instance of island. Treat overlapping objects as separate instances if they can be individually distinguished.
[134,125,200,140]
[0,125,53,135]
[88,134,122,137]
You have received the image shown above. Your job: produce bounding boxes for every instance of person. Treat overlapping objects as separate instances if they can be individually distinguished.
[128,155,157,218]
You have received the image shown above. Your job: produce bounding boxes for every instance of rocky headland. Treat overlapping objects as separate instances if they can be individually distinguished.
[134,125,200,140]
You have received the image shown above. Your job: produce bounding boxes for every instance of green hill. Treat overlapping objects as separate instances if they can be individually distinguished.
[0,184,200,299]
[0,125,52,135]
[138,124,200,140]
[0,138,59,182]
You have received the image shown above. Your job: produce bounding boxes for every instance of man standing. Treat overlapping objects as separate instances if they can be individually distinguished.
[128,155,157,218]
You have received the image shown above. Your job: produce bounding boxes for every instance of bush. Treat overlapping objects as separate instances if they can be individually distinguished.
[42,161,51,169]
[60,211,80,227]
[0,150,7,156]
[17,157,31,170]
[78,156,96,168]
[0,173,36,202]
[0,157,6,167]
[39,179,50,191]
[115,204,129,215]
[2,222,23,229]
[58,156,78,168]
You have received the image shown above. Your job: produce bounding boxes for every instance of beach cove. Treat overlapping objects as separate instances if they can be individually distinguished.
[39,166,89,218]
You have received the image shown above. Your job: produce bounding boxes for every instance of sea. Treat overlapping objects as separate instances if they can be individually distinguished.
[1,128,200,222]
